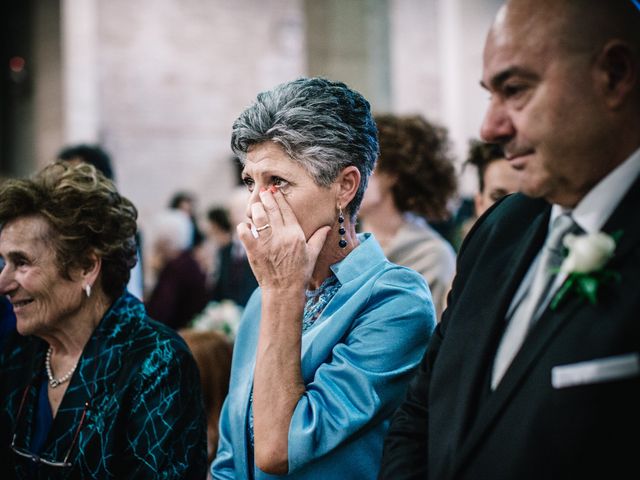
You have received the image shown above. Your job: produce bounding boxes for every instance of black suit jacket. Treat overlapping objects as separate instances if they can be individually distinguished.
[379,176,640,480]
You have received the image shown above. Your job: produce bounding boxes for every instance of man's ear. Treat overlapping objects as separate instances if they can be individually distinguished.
[336,166,361,210]
[595,39,638,110]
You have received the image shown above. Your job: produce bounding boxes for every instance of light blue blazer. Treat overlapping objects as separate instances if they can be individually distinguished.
[211,233,436,479]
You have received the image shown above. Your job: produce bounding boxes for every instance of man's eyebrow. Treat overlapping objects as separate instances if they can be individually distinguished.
[480,67,537,90]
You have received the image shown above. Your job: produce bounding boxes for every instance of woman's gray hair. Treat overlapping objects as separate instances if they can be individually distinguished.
[231,77,379,219]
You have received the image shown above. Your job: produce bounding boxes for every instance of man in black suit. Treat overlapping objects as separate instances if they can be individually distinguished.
[379,1,640,479]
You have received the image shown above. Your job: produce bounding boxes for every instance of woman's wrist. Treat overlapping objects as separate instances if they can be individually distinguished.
[261,287,306,305]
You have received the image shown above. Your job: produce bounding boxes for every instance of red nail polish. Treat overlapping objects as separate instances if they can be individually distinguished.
[269,185,278,194]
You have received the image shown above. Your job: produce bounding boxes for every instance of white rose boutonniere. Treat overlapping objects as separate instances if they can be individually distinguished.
[550,230,623,310]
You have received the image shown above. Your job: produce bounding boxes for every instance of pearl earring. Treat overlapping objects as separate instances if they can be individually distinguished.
[84,284,92,298]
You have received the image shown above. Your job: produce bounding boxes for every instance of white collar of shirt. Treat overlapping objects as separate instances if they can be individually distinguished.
[550,146,640,233]
[508,146,640,319]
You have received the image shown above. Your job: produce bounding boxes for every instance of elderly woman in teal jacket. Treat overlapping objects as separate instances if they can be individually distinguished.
[211,77,436,479]
[0,162,207,478]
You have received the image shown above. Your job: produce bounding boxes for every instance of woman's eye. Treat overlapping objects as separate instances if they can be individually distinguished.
[16,258,29,268]
[272,177,289,189]
[242,177,255,192]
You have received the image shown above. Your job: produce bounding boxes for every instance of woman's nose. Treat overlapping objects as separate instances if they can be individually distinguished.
[0,263,16,296]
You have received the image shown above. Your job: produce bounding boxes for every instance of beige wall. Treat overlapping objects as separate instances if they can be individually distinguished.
[92,0,306,230]
[306,0,391,112]
[15,0,503,227]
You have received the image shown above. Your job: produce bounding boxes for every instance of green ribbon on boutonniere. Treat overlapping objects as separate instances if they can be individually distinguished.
[550,230,623,310]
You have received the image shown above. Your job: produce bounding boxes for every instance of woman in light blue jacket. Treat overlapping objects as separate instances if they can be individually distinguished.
[211,77,436,479]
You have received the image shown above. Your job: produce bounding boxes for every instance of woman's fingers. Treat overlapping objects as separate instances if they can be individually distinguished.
[250,200,272,231]
[240,186,325,291]
[236,221,256,247]
[269,188,298,226]
[240,187,290,247]
[258,188,285,227]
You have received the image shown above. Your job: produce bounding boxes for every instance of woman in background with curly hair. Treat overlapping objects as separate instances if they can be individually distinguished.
[359,114,458,319]
[0,162,207,478]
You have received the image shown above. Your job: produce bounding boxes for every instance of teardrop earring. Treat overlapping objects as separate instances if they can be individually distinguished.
[338,205,347,249]
[84,284,92,298]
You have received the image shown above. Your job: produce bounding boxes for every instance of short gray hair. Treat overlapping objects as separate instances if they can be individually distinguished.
[231,77,379,219]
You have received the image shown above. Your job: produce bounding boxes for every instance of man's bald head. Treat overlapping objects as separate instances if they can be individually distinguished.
[493,0,640,57]
[480,0,640,207]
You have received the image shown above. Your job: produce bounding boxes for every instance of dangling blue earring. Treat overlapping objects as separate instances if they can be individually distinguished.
[338,205,347,249]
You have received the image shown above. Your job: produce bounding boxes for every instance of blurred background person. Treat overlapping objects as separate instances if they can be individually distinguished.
[57,144,114,179]
[200,206,234,291]
[57,143,145,301]
[169,190,205,248]
[210,186,258,308]
[212,77,434,479]
[145,209,209,330]
[0,162,207,477]
[359,114,457,320]
[179,329,233,469]
[467,139,520,217]
[206,206,233,250]
[458,139,521,240]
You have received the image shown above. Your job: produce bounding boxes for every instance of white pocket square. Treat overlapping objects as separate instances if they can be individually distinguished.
[551,353,640,389]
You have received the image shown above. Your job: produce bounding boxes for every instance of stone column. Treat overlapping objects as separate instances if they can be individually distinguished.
[305,0,391,112]
[61,0,100,145]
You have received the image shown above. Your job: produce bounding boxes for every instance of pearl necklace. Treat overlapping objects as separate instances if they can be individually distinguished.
[45,346,78,388]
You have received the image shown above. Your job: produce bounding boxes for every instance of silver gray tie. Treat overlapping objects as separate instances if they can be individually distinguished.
[491,213,580,389]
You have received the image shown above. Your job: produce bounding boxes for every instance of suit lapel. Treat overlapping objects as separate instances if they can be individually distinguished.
[451,173,640,477]
[437,202,550,462]
[481,205,551,341]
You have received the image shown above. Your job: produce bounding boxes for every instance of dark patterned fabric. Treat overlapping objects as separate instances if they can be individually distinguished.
[0,292,208,479]
[0,295,16,349]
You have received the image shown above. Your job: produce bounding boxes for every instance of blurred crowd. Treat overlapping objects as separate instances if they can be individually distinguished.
[4,1,632,476]
[0,128,518,471]
[32,127,518,335]
[1,128,513,471]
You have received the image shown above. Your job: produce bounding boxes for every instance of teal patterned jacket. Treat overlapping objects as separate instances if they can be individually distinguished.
[0,292,208,479]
